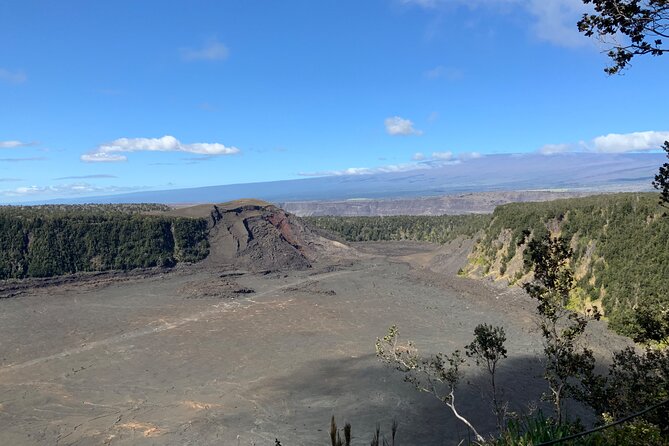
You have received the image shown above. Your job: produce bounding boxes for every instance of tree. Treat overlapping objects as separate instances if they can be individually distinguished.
[375,325,485,442]
[653,141,669,208]
[578,2,669,208]
[577,0,669,75]
[465,324,508,433]
[523,234,599,424]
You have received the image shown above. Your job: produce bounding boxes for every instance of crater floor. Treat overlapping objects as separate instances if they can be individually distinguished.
[0,242,631,445]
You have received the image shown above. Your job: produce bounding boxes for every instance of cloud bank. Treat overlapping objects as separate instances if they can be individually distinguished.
[81,135,240,163]
[299,162,432,177]
[0,183,142,198]
[299,151,478,177]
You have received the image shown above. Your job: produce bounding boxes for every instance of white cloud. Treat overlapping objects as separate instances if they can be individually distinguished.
[385,116,423,136]
[81,152,128,163]
[81,135,240,163]
[412,152,426,161]
[181,39,229,61]
[538,131,669,155]
[592,131,669,153]
[431,151,454,160]
[0,140,34,148]
[0,68,27,84]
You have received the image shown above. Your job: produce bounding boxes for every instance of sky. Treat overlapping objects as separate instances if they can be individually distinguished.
[1,0,668,203]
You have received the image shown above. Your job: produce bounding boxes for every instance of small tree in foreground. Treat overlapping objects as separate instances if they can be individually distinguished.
[466,324,508,433]
[376,324,508,442]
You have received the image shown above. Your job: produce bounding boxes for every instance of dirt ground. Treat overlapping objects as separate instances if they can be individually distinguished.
[0,241,632,445]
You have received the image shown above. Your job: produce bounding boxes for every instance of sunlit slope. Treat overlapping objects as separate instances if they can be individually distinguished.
[463,193,669,338]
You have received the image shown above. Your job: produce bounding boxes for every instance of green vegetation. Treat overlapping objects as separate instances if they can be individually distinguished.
[0,204,209,279]
[305,214,491,244]
[469,193,669,341]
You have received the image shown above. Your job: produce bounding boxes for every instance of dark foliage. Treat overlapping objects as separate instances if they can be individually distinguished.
[653,141,669,208]
[578,0,669,74]
[305,214,491,244]
[0,205,209,279]
[581,347,669,435]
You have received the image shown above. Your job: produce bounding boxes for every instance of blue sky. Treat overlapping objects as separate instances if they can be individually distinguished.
[1,0,667,203]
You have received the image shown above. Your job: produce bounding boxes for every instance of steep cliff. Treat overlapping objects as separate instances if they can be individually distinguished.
[462,193,669,337]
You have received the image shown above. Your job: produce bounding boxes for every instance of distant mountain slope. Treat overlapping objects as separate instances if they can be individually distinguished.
[29,153,664,205]
[278,191,598,216]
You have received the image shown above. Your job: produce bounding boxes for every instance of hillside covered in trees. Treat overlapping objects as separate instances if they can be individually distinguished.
[0,204,209,279]
[463,193,668,340]
[305,214,491,244]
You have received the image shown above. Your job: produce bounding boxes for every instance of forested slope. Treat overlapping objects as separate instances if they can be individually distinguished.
[463,193,668,338]
[0,204,209,279]
[304,214,491,244]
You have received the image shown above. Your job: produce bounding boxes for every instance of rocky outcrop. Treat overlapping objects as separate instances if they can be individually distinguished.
[170,200,353,272]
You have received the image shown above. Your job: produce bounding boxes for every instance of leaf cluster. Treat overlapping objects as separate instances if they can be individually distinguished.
[581,347,669,432]
[465,324,507,373]
[578,0,669,74]
[653,141,669,208]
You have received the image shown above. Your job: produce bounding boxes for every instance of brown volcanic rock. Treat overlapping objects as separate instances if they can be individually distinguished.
[170,200,353,271]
